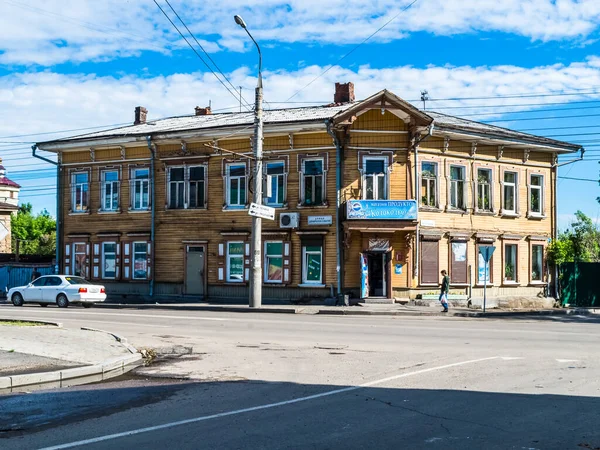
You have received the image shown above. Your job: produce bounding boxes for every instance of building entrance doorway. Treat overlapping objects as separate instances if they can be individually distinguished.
[361,252,389,298]
[185,245,205,296]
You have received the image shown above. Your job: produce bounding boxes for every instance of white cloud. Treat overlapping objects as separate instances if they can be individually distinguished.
[2,0,600,65]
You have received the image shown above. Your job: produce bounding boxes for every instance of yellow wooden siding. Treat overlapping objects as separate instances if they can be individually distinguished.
[351,109,407,131]
[62,151,90,164]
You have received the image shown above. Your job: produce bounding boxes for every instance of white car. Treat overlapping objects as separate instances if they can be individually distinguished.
[8,275,107,308]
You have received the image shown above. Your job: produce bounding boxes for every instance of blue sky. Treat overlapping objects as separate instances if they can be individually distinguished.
[0,0,599,230]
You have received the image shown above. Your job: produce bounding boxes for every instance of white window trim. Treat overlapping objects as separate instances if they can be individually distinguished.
[132,241,148,280]
[226,241,244,283]
[420,161,439,208]
[501,170,519,216]
[302,244,323,284]
[264,240,284,284]
[100,169,120,212]
[300,157,326,206]
[102,242,117,280]
[361,156,389,200]
[187,164,207,209]
[71,172,89,213]
[264,161,287,207]
[447,164,467,211]
[167,166,186,209]
[225,163,248,208]
[72,242,87,277]
[531,243,545,283]
[528,173,545,218]
[474,167,493,213]
[130,167,151,211]
[503,243,519,284]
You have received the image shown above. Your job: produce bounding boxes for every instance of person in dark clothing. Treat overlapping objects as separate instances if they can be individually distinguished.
[31,267,41,282]
[439,270,450,312]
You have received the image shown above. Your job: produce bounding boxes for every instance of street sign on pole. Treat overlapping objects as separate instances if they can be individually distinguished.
[249,202,275,221]
[478,245,496,313]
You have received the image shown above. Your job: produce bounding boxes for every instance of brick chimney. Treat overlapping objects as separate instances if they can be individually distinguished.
[334,82,355,104]
[134,106,148,125]
[195,106,212,116]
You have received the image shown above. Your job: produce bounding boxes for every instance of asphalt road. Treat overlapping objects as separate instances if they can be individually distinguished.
[1,304,600,449]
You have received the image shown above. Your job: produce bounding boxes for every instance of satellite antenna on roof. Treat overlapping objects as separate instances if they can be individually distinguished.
[420,90,429,110]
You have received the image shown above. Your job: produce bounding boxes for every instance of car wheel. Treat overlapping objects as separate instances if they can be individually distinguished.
[39,303,48,307]
[56,294,69,308]
[11,293,24,307]
[82,303,93,308]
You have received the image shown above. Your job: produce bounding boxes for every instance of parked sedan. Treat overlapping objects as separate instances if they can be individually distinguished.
[8,275,106,308]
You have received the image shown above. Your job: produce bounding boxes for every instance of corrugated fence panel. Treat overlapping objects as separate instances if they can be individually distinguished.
[560,262,600,307]
[0,266,55,296]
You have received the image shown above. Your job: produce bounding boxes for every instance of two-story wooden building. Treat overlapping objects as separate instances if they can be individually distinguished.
[35,83,581,305]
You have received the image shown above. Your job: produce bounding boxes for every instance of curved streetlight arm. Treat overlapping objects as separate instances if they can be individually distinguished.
[243,28,262,88]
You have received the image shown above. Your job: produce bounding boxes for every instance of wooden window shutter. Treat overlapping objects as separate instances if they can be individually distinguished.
[92,243,100,280]
[64,243,71,275]
[122,242,131,280]
[147,241,152,280]
[85,243,91,279]
[450,241,468,284]
[244,242,251,283]
[217,242,225,282]
[115,242,121,280]
[420,240,439,285]
[283,241,291,284]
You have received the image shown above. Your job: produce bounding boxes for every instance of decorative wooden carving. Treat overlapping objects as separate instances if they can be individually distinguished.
[497,145,504,160]
[443,137,450,153]
[470,142,477,157]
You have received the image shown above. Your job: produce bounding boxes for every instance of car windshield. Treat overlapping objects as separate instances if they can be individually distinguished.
[64,276,92,285]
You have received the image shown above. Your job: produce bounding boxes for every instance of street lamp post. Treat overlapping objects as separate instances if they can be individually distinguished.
[235,15,263,308]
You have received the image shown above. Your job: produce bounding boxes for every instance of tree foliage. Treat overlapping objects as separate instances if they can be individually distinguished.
[11,203,56,256]
[547,211,600,264]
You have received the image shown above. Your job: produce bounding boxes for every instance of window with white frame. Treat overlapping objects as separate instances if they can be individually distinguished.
[477,246,492,284]
[71,172,89,212]
[101,170,119,211]
[301,159,324,206]
[449,166,466,210]
[477,168,492,212]
[503,171,517,214]
[132,242,148,280]
[302,242,323,284]
[363,158,387,200]
[131,168,150,210]
[226,164,247,207]
[504,243,517,282]
[188,166,206,208]
[264,241,283,283]
[73,243,86,277]
[168,167,185,209]
[530,174,543,215]
[226,242,244,282]
[421,162,437,207]
[265,162,285,206]
[102,242,117,279]
[531,244,544,282]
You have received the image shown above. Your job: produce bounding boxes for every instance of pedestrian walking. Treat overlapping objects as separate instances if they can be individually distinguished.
[439,270,449,312]
[31,267,41,282]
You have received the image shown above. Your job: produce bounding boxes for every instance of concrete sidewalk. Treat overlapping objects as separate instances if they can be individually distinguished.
[95,301,600,318]
[0,322,142,393]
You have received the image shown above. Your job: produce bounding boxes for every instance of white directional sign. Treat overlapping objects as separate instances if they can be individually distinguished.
[248,203,276,220]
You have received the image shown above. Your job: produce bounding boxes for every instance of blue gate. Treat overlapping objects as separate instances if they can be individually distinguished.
[0,265,55,297]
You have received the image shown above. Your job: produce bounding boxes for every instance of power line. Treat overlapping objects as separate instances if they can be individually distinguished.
[558,176,599,182]
[285,0,421,102]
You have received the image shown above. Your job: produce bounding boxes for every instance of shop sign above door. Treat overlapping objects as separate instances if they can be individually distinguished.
[368,238,390,251]
[346,200,417,220]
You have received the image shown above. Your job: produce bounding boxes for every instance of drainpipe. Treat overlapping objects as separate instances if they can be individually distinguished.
[326,121,343,298]
[146,136,156,298]
[32,144,60,274]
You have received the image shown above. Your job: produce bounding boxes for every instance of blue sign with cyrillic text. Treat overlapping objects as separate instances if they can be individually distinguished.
[346,200,417,220]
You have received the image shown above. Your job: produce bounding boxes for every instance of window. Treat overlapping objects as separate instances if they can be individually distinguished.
[31,277,47,287]
[302,243,323,284]
[226,164,247,207]
[265,162,285,206]
[477,246,492,284]
[188,166,206,208]
[102,242,117,279]
[71,172,89,212]
[168,167,185,209]
[101,170,119,211]
[530,174,543,215]
[45,276,63,287]
[531,244,544,282]
[65,276,92,285]
[450,241,468,284]
[302,159,324,206]
[132,242,148,280]
[226,242,244,282]
[504,244,518,282]
[264,241,283,283]
[363,158,387,200]
[131,168,150,210]
[503,171,517,214]
[477,169,492,212]
[73,243,87,277]
[449,166,466,210]
[420,240,439,285]
[421,162,437,207]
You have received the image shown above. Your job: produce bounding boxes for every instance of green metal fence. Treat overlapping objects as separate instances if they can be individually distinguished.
[560,262,600,307]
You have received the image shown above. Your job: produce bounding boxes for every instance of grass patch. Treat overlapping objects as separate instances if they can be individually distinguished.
[0,320,44,326]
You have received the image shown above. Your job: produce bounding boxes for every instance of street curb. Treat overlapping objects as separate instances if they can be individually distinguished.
[0,318,63,327]
[317,308,600,318]
[96,303,300,314]
[0,327,142,394]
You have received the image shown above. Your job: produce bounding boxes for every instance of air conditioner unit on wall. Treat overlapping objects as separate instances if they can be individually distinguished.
[280,212,300,229]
